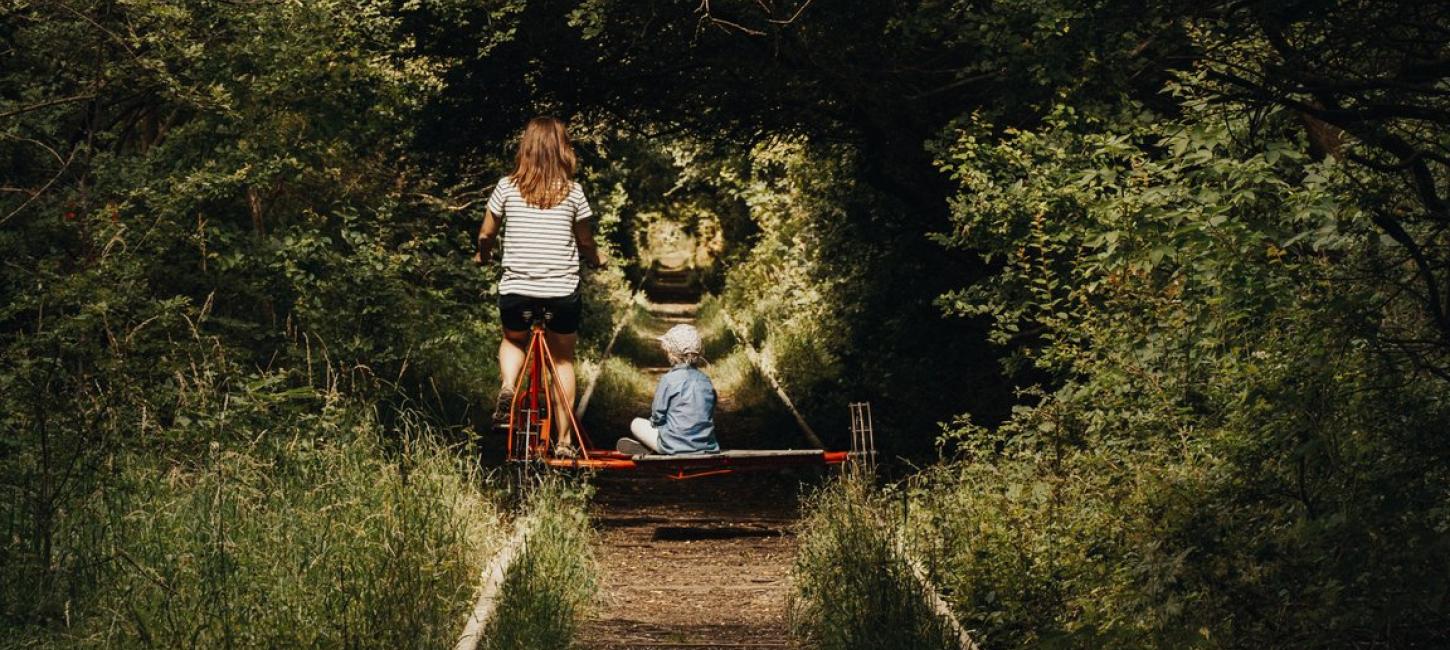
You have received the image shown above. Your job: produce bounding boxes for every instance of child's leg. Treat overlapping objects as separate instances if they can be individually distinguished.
[629,417,663,453]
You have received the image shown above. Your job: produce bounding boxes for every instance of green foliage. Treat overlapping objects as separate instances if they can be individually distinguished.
[1,2,518,643]
[790,474,959,650]
[3,405,501,649]
[1,0,509,414]
[482,477,596,650]
[720,138,867,437]
[578,355,657,438]
[923,83,1450,647]
[6,1,1449,647]
[904,444,1223,648]
[711,132,1016,454]
[934,96,1363,377]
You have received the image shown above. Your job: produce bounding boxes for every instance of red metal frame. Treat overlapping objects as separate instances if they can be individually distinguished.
[506,321,597,463]
[505,322,851,479]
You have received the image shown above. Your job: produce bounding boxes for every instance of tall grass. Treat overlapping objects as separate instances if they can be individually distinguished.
[790,474,960,650]
[706,348,764,399]
[609,303,673,369]
[481,477,596,650]
[578,356,659,442]
[4,409,502,649]
[608,295,733,368]
[687,295,736,362]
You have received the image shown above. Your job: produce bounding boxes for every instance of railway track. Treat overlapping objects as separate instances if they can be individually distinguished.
[576,264,807,650]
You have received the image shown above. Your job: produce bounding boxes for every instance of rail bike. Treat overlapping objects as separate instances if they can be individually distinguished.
[502,310,870,480]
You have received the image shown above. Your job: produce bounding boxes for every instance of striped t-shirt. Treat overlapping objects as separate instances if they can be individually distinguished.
[486,176,593,298]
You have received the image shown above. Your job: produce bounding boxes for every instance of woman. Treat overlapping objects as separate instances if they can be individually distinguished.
[475,116,604,456]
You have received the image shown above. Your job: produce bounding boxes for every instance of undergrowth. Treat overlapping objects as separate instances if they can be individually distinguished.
[4,407,502,649]
[481,477,597,650]
[608,302,672,369]
[579,356,658,441]
[790,473,959,650]
[685,296,735,362]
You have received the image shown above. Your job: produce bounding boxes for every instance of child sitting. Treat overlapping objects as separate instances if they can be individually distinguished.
[617,324,720,455]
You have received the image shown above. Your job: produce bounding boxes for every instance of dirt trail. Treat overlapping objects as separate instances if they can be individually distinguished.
[576,267,806,649]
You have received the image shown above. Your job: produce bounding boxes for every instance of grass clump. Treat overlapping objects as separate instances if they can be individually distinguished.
[5,407,502,648]
[706,347,763,399]
[790,474,959,650]
[579,356,658,441]
[609,304,673,369]
[482,476,597,650]
[901,450,1196,649]
[687,295,736,361]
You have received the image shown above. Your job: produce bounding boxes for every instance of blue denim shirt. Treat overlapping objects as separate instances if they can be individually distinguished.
[651,364,719,454]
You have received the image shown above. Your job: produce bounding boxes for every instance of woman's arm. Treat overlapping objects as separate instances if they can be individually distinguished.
[573,219,605,269]
[473,209,501,265]
[570,184,605,269]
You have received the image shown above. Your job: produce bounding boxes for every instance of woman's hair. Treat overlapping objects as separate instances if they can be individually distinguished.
[509,116,577,209]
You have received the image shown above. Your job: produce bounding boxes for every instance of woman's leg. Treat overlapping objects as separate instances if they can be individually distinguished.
[498,327,529,391]
[629,417,663,453]
[491,328,530,428]
[544,330,578,448]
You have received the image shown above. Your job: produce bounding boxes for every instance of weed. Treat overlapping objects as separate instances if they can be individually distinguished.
[790,474,959,650]
[4,414,502,648]
[482,476,597,650]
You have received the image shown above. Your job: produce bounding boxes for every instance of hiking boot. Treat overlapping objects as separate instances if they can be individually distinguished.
[615,437,649,456]
[491,388,514,430]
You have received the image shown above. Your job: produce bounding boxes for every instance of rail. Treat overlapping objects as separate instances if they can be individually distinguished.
[719,311,827,450]
[896,536,982,650]
[454,516,535,650]
[456,270,646,649]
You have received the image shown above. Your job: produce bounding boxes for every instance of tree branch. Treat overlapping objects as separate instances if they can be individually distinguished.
[1372,209,1450,345]
[0,94,97,121]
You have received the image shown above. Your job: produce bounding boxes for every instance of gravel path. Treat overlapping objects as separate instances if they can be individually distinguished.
[576,473,803,649]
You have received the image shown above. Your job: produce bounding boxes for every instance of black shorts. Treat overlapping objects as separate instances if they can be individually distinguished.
[498,292,582,334]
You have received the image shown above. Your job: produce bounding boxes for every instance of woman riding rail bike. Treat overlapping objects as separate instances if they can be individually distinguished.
[474,116,605,458]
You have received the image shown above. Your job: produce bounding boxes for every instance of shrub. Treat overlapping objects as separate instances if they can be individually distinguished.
[926,82,1450,647]
[482,477,596,650]
[791,474,960,650]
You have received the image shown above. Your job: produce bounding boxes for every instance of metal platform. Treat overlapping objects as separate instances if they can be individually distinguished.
[632,449,829,461]
[541,448,853,479]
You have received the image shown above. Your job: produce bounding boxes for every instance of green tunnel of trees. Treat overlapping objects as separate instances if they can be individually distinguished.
[3,0,1448,647]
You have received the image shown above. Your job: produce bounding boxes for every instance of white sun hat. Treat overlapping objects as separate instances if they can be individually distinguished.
[658,324,703,358]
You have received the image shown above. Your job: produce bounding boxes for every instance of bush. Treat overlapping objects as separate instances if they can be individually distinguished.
[924,83,1450,647]
[482,477,596,650]
[904,444,1218,648]
[790,474,960,650]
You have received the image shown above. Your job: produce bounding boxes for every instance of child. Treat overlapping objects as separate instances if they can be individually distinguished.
[618,324,720,455]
